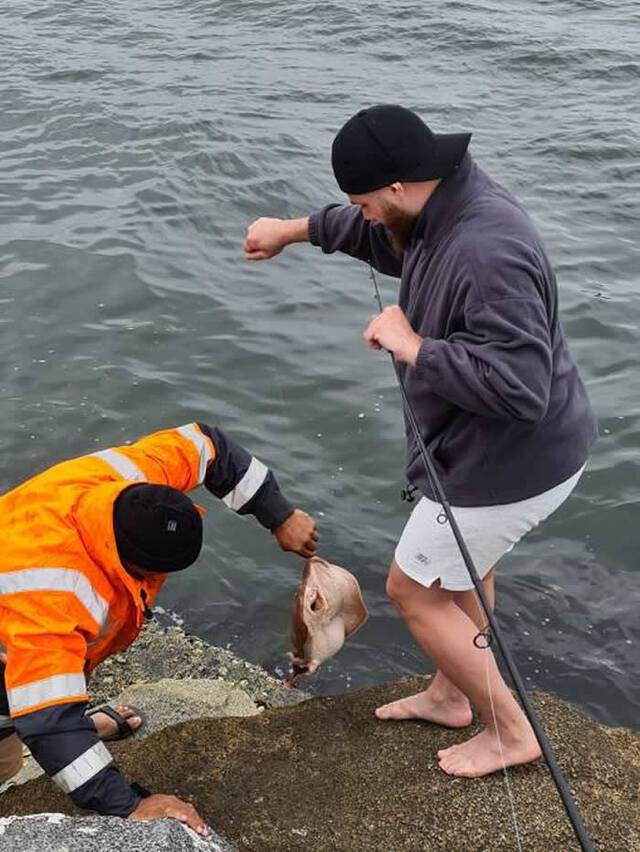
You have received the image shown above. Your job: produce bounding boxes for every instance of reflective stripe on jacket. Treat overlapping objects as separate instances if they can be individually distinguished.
[0,421,293,815]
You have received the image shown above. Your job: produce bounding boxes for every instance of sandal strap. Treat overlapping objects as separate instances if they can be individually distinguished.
[87,705,131,739]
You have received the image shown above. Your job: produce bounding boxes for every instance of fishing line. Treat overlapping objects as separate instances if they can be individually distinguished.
[368,265,594,852]
[472,589,524,852]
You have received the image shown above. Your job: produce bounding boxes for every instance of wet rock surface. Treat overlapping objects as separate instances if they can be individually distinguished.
[88,621,306,711]
[1,676,638,851]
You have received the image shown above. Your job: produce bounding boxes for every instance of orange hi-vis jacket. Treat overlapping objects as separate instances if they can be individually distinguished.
[0,421,293,816]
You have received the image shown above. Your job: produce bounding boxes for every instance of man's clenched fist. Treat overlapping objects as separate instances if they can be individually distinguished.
[273,509,318,557]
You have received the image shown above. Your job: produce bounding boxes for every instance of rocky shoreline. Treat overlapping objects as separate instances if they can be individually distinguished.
[0,621,306,799]
[88,620,307,712]
[0,623,639,851]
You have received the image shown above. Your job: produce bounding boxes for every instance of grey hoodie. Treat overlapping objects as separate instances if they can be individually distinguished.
[308,154,596,506]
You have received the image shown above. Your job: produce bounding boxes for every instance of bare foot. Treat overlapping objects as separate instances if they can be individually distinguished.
[437,726,541,778]
[375,689,473,728]
[89,706,142,740]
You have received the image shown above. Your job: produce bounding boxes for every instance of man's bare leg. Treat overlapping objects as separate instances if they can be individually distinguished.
[377,562,539,777]
[454,567,495,629]
[375,567,495,728]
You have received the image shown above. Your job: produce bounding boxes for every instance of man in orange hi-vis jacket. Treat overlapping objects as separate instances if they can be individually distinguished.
[0,421,317,836]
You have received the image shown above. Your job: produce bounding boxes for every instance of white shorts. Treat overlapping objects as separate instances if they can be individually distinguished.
[394,466,585,591]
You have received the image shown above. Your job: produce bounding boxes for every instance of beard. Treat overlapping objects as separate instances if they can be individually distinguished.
[380,201,418,254]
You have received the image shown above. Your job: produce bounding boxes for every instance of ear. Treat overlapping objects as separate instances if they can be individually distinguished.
[389,182,404,196]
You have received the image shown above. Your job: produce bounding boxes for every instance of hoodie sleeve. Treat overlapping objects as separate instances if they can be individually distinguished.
[90,424,294,530]
[415,294,553,423]
[309,204,403,278]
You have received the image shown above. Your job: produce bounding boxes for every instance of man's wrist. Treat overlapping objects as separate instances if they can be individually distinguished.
[270,504,295,533]
[251,481,294,531]
[405,334,424,366]
[284,217,309,245]
[125,794,143,817]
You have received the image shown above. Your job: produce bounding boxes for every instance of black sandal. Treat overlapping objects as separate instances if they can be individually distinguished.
[86,705,145,742]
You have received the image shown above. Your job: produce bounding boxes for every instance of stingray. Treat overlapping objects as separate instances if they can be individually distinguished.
[285,556,368,687]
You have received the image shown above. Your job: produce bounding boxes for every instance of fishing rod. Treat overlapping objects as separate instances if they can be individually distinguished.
[369,266,595,852]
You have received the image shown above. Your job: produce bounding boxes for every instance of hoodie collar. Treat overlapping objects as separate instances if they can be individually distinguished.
[410,154,488,252]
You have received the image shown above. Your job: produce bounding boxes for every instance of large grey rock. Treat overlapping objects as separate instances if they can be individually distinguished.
[114,678,261,736]
[88,622,306,711]
[0,813,236,852]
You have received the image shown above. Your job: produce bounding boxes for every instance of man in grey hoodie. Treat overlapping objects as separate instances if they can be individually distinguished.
[243,105,596,778]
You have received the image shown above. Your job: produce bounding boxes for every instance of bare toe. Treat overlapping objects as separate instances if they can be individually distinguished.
[126,715,142,732]
[115,706,142,731]
[438,755,457,775]
[437,744,459,759]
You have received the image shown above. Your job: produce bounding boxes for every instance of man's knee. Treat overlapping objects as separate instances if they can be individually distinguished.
[0,732,24,784]
[386,562,413,608]
[386,563,447,616]
[385,572,399,604]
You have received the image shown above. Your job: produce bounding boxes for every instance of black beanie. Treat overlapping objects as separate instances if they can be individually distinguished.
[331,104,472,195]
[113,484,203,573]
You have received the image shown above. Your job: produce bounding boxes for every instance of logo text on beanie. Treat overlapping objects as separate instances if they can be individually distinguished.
[167,520,177,532]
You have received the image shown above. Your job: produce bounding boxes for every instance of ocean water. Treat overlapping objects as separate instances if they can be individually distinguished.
[1,0,639,728]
